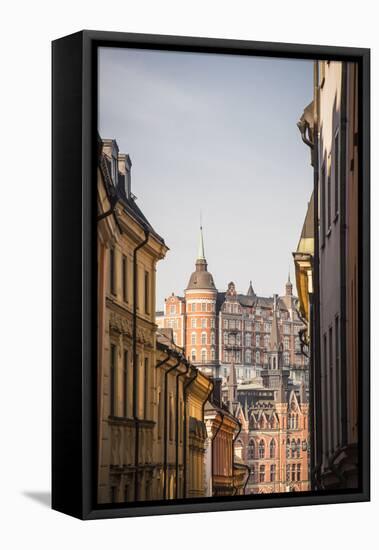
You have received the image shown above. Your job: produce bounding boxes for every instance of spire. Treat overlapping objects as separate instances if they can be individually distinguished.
[286,270,293,296]
[197,224,205,261]
[247,280,255,296]
[269,296,280,350]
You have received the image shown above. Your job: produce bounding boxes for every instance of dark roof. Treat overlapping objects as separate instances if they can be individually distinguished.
[99,140,165,246]
[186,259,216,291]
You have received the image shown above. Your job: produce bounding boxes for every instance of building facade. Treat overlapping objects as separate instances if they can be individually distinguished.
[296,60,359,489]
[230,304,310,494]
[158,228,308,388]
[97,136,242,502]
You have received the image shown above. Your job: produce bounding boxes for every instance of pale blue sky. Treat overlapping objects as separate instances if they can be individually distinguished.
[99,47,314,309]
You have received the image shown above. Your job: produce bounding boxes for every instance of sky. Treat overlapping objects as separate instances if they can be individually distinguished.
[99,47,314,309]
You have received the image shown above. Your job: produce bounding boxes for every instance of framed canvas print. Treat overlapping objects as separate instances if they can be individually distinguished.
[52,31,370,520]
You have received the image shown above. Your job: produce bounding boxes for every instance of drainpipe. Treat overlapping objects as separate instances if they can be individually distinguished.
[132,228,150,502]
[163,354,182,499]
[183,368,199,497]
[175,359,190,499]
[211,411,225,497]
[232,419,242,496]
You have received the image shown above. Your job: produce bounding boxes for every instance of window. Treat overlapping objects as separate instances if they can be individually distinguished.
[191,318,197,329]
[284,352,290,366]
[269,439,276,459]
[201,318,207,328]
[264,335,270,348]
[329,325,335,447]
[250,465,256,483]
[201,332,207,345]
[144,271,150,314]
[123,350,128,417]
[286,438,290,458]
[122,256,127,302]
[291,439,296,458]
[223,331,228,345]
[211,332,215,345]
[170,305,176,314]
[191,303,196,312]
[110,248,116,295]
[246,350,251,364]
[335,315,340,444]
[144,358,149,419]
[201,349,207,362]
[297,438,301,458]
[201,303,206,312]
[210,318,215,329]
[110,344,116,416]
[255,334,260,347]
[321,162,326,244]
[191,349,196,361]
[255,322,260,332]
[224,319,228,329]
[169,394,174,441]
[258,440,265,459]
[256,351,260,365]
[286,465,290,482]
[291,463,296,482]
[297,463,301,481]
[334,131,339,216]
[259,465,265,483]
[270,464,276,482]
[191,332,196,345]
[327,168,332,230]
[246,333,251,347]
[158,391,163,439]
[211,348,215,361]
[248,440,255,459]
[284,337,289,350]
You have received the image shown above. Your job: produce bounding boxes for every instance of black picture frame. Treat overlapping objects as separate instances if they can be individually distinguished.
[52,30,370,520]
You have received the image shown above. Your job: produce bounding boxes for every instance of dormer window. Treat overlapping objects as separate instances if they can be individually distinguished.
[111,154,118,186]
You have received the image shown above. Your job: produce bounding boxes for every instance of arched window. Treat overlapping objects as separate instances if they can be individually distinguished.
[259,439,265,459]
[248,440,255,460]
[291,438,296,458]
[270,439,276,459]
[259,464,265,482]
[191,332,196,345]
[297,463,301,481]
[201,332,207,345]
[270,464,276,482]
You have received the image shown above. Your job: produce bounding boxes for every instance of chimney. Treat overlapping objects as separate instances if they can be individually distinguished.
[211,377,223,407]
[118,153,132,199]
